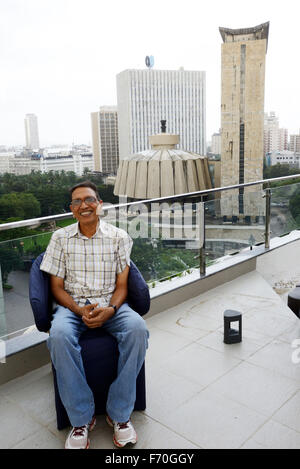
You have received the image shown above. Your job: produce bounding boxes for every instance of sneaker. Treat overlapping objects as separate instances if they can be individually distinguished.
[65,415,96,450]
[106,415,137,448]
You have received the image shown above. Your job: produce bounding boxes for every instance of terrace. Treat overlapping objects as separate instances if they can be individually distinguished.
[1,176,300,449]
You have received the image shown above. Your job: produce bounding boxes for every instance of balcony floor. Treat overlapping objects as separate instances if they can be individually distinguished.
[1,269,300,449]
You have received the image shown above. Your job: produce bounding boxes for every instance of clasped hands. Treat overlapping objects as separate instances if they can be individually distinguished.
[80,303,114,329]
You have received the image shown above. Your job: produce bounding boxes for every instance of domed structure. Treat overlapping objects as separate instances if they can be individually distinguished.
[114,126,212,199]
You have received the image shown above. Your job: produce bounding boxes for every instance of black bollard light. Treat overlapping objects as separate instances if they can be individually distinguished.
[224,310,242,344]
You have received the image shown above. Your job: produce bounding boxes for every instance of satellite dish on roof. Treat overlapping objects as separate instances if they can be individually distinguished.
[145,56,154,69]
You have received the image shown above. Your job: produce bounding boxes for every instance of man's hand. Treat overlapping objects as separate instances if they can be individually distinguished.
[79,303,99,318]
[82,305,115,329]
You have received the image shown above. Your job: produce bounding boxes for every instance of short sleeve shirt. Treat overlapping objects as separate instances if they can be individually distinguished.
[40,219,133,307]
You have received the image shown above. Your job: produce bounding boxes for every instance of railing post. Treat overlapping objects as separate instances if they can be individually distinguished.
[265,186,271,249]
[198,198,206,276]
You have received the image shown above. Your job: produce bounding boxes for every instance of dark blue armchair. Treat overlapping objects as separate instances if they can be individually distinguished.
[29,253,150,430]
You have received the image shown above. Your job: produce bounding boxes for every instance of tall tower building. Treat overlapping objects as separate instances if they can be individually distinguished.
[116,69,206,159]
[219,22,269,218]
[91,106,119,174]
[24,113,40,150]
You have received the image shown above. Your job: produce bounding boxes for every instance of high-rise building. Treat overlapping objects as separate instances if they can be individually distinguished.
[91,106,119,174]
[24,114,40,150]
[219,22,269,218]
[116,68,206,159]
[290,132,300,153]
[278,128,288,152]
[264,112,288,155]
[211,132,221,156]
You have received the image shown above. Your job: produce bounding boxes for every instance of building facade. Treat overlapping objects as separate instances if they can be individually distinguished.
[219,22,269,218]
[91,106,119,174]
[211,132,221,156]
[24,114,40,150]
[290,133,300,153]
[267,150,300,168]
[0,150,93,176]
[264,112,288,155]
[116,68,206,159]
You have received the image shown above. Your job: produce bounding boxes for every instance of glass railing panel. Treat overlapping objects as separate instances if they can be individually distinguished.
[204,188,266,262]
[0,232,54,339]
[0,266,6,341]
[270,182,300,238]
[1,179,300,341]
[102,199,201,286]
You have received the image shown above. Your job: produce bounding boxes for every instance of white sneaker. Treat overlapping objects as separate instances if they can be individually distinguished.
[65,416,96,449]
[106,415,137,448]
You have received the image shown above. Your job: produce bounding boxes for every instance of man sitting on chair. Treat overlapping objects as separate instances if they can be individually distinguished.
[40,180,149,450]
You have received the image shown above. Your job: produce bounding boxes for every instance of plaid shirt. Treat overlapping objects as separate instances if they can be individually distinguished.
[40,219,133,307]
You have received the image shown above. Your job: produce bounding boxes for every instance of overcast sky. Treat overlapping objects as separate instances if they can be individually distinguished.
[1,0,300,147]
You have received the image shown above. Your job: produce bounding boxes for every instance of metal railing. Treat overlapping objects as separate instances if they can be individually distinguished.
[1,173,300,277]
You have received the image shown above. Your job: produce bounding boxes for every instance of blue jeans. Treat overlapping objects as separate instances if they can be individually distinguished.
[47,303,149,427]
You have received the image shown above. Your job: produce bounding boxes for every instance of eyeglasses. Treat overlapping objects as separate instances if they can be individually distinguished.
[71,196,98,207]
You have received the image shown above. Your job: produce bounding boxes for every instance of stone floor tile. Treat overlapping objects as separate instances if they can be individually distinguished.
[0,363,52,397]
[247,419,300,449]
[247,339,300,383]
[5,373,56,426]
[131,412,200,449]
[163,388,267,449]
[146,308,216,342]
[144,366,203,421]
[209,361,299,417]
[278,319,300,344]
[0,396,42,449]
[242,309,295,339]
[272,390,300,433]
[11,427,63,449]
[145,326,192,365]
[160,342,240,387]
[196,329,270,361]
[89,412,200,449]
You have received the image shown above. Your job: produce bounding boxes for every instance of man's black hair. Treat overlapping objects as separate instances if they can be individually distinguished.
[69,181,101,200]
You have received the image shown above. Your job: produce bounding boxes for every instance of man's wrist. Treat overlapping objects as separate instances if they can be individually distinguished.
[74,305,83,317]
[108,304,117,314]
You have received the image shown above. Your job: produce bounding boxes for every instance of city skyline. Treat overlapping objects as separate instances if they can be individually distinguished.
[1,0,300,147]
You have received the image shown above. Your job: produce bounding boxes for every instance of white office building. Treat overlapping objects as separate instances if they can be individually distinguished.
[266,150,300,167]
[116,68,206,159]
[1,150,93,176]
[0,153,13,174]
[24,114,40,150]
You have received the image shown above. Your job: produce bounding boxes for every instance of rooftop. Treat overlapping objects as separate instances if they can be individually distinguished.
[219,22,270,50]
[2,174,300,449]
[1,233,300,449]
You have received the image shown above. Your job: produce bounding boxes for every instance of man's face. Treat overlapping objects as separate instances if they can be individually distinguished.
[70,186,102,225]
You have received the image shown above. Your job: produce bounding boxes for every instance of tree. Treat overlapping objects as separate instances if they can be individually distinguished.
[0,192,41,221]
[289,192,300,220]
[20,193,41,219]
[0,245,23,285]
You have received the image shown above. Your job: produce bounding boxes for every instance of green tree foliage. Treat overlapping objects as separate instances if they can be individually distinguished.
[0,171,118,222]
[131,238,198,281]
[264,163,300,185]
[289,191,300,220]
[0,245,23,284]
[0,192,41,220]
